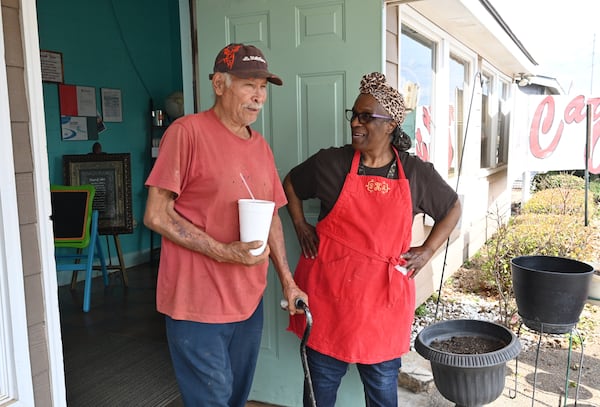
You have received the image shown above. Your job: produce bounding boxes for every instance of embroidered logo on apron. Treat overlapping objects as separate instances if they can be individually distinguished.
[365,179,391,193]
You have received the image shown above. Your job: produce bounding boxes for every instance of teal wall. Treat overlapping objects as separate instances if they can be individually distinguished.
[38,0,182,281]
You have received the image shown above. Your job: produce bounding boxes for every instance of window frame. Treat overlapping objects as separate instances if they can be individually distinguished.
[480,63,512,170]
[398,6,478,177]
[447,49,475,178]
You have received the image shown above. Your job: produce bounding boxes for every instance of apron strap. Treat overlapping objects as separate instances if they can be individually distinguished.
[349,148,406,179]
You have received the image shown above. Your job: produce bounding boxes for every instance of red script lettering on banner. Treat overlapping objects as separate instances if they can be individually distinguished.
[528,95,600,174]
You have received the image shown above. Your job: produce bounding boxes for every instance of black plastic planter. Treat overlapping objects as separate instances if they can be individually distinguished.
[511,255,594,334]
[415,319,521,407]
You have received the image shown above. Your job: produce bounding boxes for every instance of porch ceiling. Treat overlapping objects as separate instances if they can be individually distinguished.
[406,0,537,77]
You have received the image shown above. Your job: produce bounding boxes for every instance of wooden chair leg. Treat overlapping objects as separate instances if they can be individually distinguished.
[113,235,128,287]
[70,248,82,290]
[70,269,78,290]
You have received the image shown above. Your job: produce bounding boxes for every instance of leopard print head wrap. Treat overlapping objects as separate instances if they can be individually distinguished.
[359,72,405,125]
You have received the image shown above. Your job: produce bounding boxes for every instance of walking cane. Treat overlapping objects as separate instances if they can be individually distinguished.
[281,298,316,407]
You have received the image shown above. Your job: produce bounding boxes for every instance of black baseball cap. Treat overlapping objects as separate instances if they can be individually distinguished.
[209,43,283,86]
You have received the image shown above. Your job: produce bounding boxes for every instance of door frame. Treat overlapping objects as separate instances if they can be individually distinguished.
[20,0,67,404]
[0,1,35,405]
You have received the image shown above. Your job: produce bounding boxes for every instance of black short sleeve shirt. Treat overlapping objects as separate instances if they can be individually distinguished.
[288,145,458,222]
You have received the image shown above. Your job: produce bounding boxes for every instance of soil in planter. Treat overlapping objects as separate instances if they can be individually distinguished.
[430,336,507,354]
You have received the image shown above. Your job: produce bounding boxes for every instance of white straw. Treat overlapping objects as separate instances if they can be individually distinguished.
[239,173,255,200]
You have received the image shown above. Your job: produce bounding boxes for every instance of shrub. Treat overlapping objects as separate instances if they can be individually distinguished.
[532,172,585,192]
[502,214,592,260]
[591,179,600,203]
[522,187,596,216]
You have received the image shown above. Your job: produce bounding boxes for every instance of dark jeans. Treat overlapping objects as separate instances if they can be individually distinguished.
[165,299,263,407]
[305,347,402,407]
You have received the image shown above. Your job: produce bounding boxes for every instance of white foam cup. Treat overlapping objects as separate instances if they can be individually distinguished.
[238,199,275,255]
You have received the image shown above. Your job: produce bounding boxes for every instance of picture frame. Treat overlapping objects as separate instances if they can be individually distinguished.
[40,50,64,83]
[63,153,133,235]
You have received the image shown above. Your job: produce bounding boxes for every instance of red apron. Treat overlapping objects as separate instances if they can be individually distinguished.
[288,149,415,364]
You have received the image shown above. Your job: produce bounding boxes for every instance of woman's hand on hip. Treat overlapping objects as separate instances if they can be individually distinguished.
[401,246,434,279]
[294,221,319,259]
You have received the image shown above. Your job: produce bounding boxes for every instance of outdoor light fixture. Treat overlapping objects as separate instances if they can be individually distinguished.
[514,73,531,87]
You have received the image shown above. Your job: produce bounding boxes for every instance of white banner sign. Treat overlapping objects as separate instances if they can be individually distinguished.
[522,95,600,174]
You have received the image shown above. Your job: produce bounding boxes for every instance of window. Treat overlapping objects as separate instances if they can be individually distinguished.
[480,73,492,168]
[480,72,511,169]
[400,28,435,161]
[449,55,467,176]
[497,80,511,166]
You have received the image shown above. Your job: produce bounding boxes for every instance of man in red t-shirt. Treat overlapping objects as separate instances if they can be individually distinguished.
[144,43,307,407]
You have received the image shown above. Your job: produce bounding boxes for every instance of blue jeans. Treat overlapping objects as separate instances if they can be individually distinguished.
[165,300,264,407]
[305,347,402,407]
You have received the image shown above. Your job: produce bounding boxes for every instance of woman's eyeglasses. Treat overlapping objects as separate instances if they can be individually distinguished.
[345,109,392,124]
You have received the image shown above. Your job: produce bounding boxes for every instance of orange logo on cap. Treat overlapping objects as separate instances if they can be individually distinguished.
[221,44,241,69]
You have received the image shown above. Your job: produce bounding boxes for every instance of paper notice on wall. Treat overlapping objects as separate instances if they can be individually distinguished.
[61,116,98,141]
[59,84,97,117]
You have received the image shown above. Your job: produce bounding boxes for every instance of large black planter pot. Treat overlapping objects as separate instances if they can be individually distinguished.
[415,319,521,407]
[511,255,594,334]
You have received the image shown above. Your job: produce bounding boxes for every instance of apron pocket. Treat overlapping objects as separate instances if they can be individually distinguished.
[315,255,352,301]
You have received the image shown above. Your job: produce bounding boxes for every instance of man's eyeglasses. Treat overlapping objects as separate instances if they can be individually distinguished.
[345,109,392,124]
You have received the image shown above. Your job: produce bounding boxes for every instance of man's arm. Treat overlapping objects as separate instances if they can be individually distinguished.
[143,186,268,266]
[267,210,308,315]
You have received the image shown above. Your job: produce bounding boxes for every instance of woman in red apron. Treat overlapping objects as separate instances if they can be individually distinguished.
[284,72,461,407]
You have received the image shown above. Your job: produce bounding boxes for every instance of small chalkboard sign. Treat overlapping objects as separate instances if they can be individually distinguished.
[50,185,94,244]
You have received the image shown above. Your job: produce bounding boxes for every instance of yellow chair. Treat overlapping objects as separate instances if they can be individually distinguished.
[51,184,108,312]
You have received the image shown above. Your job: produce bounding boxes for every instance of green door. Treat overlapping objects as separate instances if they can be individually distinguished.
[195,1,382,405]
